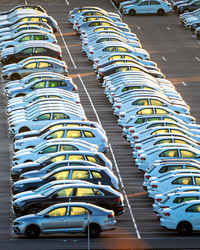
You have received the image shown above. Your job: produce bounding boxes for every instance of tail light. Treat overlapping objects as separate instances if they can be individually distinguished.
[151,184,157,188]
[53,41,56,44]
[63,66,67,70]
[137,153,140,157]
[146,175,151,179]
[100,72,104,76]
[116,105,121,109]
[75,101,80,104]
[133,136,138,139]
[77,26,80,29]
[163,212,170,216]
[57,52,60,56]
[125,126,131,129]
[82,32,85,35]
[156,198,162,202]
[160,206,169,209]
[120,114,125,118]
[136,146,141,150]
[129,129,134,133]
[72,87,77,92]
[140,157,146,161]
[75,22,79,25]
[114,197,121,202]
[90,51,94,54]
[95,60,99,63]
[108,213,114,218]
[71,15,75,18]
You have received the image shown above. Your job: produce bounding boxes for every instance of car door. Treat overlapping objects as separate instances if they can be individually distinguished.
[66,206,90,232]
[185,204,200,230]
[32,113,51,130]
[50,187,75,204]
[74,187,103,206]
[136,0,150,13]
[42,206,68,233]
[21,62,37,77]
[149,0,161,13]
[37,61,53,72]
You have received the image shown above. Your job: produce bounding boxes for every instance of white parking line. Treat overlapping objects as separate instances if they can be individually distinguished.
[24,0,27,4]
[195,56,200,62]
[166,27,171,30]
[108,0,122,17]
[162,56,166,61]
[137,26,141,30]
[57,26,77,69]
[182,81,187,86]
[65,0,70,5]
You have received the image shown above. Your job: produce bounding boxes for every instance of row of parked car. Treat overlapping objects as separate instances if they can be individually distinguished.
[69,6,200,236]
[0,4,126,239]
[179,8,200,39]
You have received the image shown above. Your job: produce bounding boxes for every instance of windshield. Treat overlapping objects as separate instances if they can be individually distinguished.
[35,182,52,192]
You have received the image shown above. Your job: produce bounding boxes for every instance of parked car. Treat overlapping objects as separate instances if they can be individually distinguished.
[13,202,116,238]
[160,200,200,235]
[19,165,119,190]
[12,183,124,215]
[1,41,62,65]
[0,32,57,50]
[2,59,68,80]
[13,127,108,152]
[0,5,46,16]
[120,0,172,15]
[177,0,200,13]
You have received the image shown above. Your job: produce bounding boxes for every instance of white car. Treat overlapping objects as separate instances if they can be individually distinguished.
[155,191,200,216]
[14,127,108,152]
[148,172,200,198]
[160,200,200,235]
[121,0,172,15]
[136,145,200,171]
[12,139,99,165]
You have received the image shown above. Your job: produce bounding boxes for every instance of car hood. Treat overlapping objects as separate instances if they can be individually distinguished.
[15,193,44,203]
[13,190,35,200]
[15,131,40,140]
[14,176,43,186]
[15,213,41,222]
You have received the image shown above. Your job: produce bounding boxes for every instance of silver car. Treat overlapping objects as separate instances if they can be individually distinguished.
[0,32,57,50]
[13,202,116,238]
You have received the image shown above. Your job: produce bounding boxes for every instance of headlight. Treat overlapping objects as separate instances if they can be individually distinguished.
[13,168,22,172]
[15,201,26,207]
[15,142,23,146]
[15,184,24,188]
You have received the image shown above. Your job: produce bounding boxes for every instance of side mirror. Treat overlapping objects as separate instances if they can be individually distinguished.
[43,214,49,218]
[48,176,56,181]
[38,150,44,154]
[46,135,52,140]
[50,193,58,199]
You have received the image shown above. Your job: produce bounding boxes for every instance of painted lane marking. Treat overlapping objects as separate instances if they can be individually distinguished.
[182,81,187,86]
[109,0,122,17]
[162,56,166,61]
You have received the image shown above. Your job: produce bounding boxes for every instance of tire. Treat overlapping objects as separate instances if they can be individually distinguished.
[177,221,192,236]
[27,206,42,214]
[157,9,165,15]
[24,160,33,163]
[87,224,101,238]
[19,127,30,133]
[11,73,21,80]
[25,225,40,239]
[129,9,136,16]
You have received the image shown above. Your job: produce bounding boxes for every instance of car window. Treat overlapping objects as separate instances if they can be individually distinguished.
[48,130,65,139]
[33,96,46,102]
[172,177,193,185]
[102,22,111,26]
[42,18,47,22]
[86,156,97,163]
[159,165,182,173]
[53,170,69,180]
[35,47,47,53]
[39,62,52,68]
[56,188,73,197]
[32,81,46,89]
[42,145,58,153]
[150,100,164,106]
[48,207,66,217]
[139,0,149,5]
[171,129,184,134]
[174,196,198,204]
[150,0,160,4]
[83,131,94,137]
[71,170,90,179]
[65,124,80,127]
[152,129,169,135]
[76,188,96,196]
[155,139,172,145]
[155,108,169,114]
[24,62,37,69]
[137,108,153,115]
[49,124,64,130]
[48,81,60,87]
[50,155,66,163]
[159,150,179,157]
[70,206,89,215]
[89,21,101,27]
[103,46,116,52]
[130,67,142,72]
[51,163,68,171]
[66,130,82,138]
[109,55,122,60]
[91,171,103,178]
[186,204,200,212]
[117,46,129,52]
[53,113,69,120]
[21,48,32,54]
[30,17,41,22]
[194,1,200,5]
[35,113,51,121]
[122,86,140,92]
[180,150,196,158]
[187,166,200,170]
[174,139,188,144]
[195,177,200,185]
[68,154,85,161]
[60,145,77,151]
[19,35,31,42]
[133,99,148,105]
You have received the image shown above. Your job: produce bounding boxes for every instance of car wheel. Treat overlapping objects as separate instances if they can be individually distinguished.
[11,73,21,80]
[157,9,165,15]
[129,9,136,15]
[15,93,26,98]
[177,221,192,236]
[27,206,42,214]
[25,225,40,238]
[24,160,33,163]
[88,224,101,238]
[19,127,30,133]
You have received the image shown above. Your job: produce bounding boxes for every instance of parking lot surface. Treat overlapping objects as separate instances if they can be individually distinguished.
[0,0,200,249]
